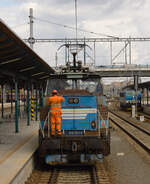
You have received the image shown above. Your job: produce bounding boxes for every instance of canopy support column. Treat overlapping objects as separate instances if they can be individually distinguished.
[1,84,4,118]
[35,83,38,121]
[39,87,44,108]
[24,86,26,111]
[147,88,149,106]
[15,78,19,133]
[27,81,30,126]
[11,84,13,114]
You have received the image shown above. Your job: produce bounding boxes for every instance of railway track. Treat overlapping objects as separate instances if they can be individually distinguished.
[118,108,150,122]
[110,110,150,135]
[25,163,111,184]
[109,111,150,153]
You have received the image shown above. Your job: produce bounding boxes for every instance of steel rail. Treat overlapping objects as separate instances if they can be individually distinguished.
[109,110,150,136]
[25,163,111,184]
[109,111,150,153]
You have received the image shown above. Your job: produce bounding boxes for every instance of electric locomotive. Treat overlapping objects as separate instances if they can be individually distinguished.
[120,89,142,110]
[38,89,110,164]
[38,43,110,164]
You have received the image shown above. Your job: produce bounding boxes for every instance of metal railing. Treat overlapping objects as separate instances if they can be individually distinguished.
[40,112,50,138]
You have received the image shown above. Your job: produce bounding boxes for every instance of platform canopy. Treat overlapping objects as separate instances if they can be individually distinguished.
[0,19,55,85]
[123,81,150,90]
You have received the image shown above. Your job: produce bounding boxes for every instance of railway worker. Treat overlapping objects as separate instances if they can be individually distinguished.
[48,89,64,136]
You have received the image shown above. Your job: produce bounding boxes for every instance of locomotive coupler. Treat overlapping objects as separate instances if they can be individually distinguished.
[72,142,78,152]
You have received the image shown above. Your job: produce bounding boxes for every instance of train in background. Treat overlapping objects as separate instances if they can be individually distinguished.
[38,89,110,165]
[6,92,26,102]
[0,90,31,103]
[120,89,142,111]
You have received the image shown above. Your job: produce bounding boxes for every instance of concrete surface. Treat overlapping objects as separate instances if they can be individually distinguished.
[106,123,150,184]
[0,117,39,184]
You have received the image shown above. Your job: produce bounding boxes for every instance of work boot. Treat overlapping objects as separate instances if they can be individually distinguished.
[51,131,55,136]
[57,130,61,135]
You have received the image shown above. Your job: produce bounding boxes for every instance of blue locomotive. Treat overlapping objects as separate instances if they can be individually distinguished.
[38,90,110,164]
[120,90,142,110]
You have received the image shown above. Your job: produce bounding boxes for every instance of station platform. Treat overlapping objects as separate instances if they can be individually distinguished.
[0,117,39,184]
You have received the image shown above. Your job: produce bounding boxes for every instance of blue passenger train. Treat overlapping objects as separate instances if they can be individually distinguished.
[38,90,110,164]
[120,90,142,110]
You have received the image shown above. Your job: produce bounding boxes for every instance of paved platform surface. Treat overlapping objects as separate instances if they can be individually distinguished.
[0,116,39,184]
[107,126,150,184]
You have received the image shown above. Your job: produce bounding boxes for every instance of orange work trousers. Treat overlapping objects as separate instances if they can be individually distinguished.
[50,111,61,135]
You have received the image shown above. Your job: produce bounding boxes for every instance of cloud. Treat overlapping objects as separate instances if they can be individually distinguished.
[0,0,150,68]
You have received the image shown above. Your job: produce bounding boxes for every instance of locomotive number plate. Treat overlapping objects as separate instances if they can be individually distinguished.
[65,131,83,135]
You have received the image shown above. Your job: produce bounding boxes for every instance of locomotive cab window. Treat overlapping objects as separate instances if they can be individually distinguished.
[120,92,125,97]
[68,98,79,104]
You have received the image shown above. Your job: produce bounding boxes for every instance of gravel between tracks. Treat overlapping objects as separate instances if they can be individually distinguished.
[25,163,111,184]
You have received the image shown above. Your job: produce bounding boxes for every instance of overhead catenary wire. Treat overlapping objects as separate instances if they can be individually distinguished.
[112,42,129,63]
[33,16,119,39]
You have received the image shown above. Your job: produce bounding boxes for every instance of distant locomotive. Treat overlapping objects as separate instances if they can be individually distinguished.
[120,89,142,110]
[38,89,110,165]
[0,90,27,103]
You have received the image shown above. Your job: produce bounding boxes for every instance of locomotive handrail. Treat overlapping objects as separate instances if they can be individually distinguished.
[62,106,93,108]
[98,109,109,136]
[98,111,101,137]
[40,114,48,138]
[48,112,50,137]
[40,112,52,138]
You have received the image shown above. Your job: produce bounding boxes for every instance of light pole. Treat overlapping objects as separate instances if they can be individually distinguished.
[75,0,78,41]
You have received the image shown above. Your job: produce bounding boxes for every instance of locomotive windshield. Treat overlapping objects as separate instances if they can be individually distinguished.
[126,91,135,96]
[120,92,125,97]
[126,90,141,96]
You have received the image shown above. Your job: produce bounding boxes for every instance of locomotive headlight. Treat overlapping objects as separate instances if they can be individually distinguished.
[74,98,79,104]
[91,120,96,129]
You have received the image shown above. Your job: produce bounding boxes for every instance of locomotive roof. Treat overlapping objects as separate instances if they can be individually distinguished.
[59,89,92,96]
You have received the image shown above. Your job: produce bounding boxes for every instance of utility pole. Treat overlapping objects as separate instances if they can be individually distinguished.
[75,0,78,61]
[84,37,86,65]
[94,41,96,66]
[28,8,35,49]
[129,40,131,64]
[125,41,127,64]
[75,0,78,41]
[55,52,58,67]
[110,41,112,65]
[134,75,138,116]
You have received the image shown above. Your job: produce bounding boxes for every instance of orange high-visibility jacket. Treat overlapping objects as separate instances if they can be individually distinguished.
[48,95,64,112]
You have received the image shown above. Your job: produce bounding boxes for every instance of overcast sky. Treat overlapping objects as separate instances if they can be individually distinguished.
[1,0,150,72]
